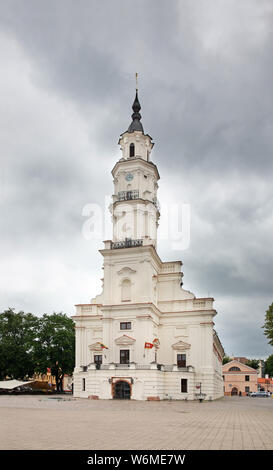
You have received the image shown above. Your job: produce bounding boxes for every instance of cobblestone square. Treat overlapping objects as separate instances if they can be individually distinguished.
[0,395,272,450]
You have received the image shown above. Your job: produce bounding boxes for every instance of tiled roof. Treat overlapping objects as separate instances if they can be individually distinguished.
[258,378,273,383]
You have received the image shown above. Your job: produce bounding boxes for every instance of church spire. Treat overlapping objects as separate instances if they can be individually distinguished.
[127,73,144,133]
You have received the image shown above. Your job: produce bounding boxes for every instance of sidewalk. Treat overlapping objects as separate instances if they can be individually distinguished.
[0,395,272,450]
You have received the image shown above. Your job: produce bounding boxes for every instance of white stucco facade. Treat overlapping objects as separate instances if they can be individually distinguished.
[73,91,224,401]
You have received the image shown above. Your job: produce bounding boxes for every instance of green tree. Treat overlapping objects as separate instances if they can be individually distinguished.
[263,302,273,346]
[245,359,260,370]
[264,355,273,377]
[222,356,231,365]
[0,308,40,380]
[34,312,75,392]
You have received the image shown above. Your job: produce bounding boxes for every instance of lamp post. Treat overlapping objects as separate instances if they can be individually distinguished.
[199,382,203,402]
[195,382,206,402]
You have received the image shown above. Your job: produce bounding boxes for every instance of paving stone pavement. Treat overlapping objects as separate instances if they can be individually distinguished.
[0,395,272,450]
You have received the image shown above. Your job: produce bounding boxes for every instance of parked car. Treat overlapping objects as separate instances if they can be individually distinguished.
[250,391,270,397]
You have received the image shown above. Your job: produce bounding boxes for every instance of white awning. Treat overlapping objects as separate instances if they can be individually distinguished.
[0,379,36,390]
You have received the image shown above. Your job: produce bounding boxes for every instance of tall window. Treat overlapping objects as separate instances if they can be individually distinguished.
[181,379,187,393]
[130,143,135,157]
[177,354,186,368]
[121,279,131,301]
[120,349,130,364]
[245,375,250,381]
[82,378,85,391]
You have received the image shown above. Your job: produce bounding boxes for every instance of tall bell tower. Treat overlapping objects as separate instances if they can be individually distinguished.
[111,86,160,249]
[73,80,224,402]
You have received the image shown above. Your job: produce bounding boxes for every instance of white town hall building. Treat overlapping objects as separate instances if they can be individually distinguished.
[73,87,224,401]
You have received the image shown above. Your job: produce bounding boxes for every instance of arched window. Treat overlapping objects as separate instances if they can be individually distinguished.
[129,143,135,157]
[121,279,131,301]
[229,366,241,371]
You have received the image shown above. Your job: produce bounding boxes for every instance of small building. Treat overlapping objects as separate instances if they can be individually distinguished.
[222,360,258,396]
[258,377,273,394]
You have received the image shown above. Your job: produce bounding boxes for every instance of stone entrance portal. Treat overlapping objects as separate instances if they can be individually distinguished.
[231,387,238,396]
[113,380,131,400]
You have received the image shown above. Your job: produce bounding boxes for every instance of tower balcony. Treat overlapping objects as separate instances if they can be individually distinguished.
[115,190,159,211]
[117,190,139,201]
[111,238,143,249]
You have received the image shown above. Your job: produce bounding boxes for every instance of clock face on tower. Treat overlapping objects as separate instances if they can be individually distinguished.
[125,173,134,181]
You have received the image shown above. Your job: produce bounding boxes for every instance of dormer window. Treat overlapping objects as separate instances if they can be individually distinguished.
[129,143,135,157]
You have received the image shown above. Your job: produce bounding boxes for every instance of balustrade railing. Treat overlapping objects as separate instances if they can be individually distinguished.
[116,190,160,211]
[85,363,194,372]
[117,190,139,201]
[111,238,143,249]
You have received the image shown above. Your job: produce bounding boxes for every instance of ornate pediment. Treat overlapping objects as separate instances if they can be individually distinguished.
[115,335,136,346]
[117,267,136,276]
[171,340,191,351]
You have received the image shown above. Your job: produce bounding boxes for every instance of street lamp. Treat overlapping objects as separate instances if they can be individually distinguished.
[195,382,206,402]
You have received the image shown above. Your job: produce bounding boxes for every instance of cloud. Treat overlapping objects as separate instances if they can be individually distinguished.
[0,0,272,358]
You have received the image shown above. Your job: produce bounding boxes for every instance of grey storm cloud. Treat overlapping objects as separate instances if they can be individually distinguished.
[0,0,273,358]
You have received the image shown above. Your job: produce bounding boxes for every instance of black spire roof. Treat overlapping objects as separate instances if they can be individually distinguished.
[127,90,144,133]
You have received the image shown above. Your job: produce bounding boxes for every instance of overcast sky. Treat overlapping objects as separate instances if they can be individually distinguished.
[0,0,272,359]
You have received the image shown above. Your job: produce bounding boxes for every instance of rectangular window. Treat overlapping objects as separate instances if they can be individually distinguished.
[177,354,186,368]
[120,322,132,330]
[82,378,85,391]
[245,386,250,393]
[120,349,130,364]
[94,355,102,364]
[245,375,249,381]
[181,379,187,393]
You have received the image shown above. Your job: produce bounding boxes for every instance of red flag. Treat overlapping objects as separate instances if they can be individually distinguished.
[145,342,154,349]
